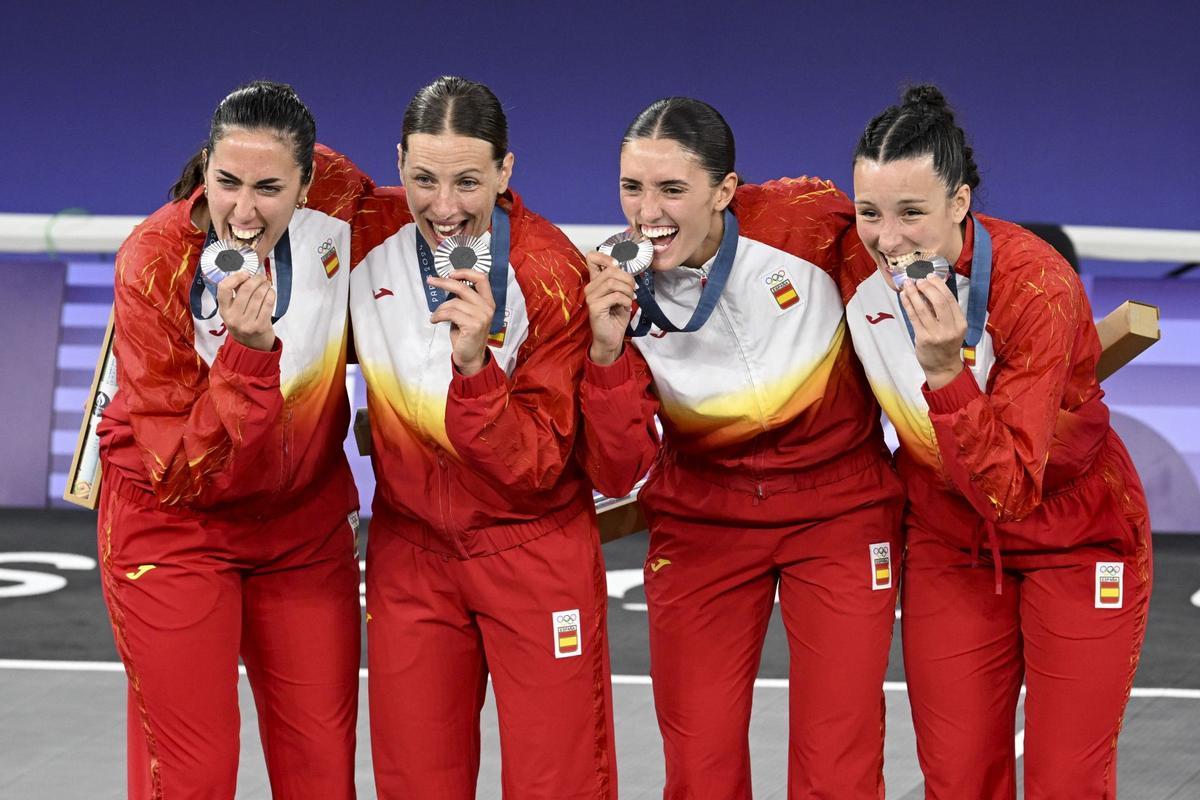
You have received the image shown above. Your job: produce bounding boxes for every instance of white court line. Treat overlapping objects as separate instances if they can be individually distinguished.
[3,660,1199,700]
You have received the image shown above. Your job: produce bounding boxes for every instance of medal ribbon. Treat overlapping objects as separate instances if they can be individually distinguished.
[414,205,509,335]
[189,225,293,323]
[899,216,991,349]
[629,209,739,337]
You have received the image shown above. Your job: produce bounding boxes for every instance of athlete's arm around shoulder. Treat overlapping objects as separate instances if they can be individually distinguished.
[732,176,860,278]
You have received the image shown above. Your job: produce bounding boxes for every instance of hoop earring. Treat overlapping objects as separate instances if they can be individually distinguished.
[296,197,308,209]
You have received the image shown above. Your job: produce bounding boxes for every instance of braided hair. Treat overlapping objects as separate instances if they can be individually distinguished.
[854,84,980,196]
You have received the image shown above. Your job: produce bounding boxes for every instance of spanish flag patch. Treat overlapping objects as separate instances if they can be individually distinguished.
[1094,562,1124,608]
[763,269,800,311]
[318,238,340,279]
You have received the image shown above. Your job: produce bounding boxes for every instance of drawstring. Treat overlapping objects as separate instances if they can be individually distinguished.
[971,520,1004,594]
[986,521,1003,595]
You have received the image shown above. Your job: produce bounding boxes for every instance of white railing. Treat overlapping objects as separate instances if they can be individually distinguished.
[3,213,1199,264]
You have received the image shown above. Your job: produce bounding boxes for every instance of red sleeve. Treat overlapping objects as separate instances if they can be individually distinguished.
[733,176,870,283]
[109,219,285,507]
[350,186,412,268]
[307,144,376,222]
[578,346,660,498]
[444,215,589,493]
[923,248,1092,523]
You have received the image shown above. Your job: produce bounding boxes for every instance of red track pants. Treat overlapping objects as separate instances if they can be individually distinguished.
[902,530,1152,799]
[640,451,905,799]
[365,511,616,799]
[97,469,362,800]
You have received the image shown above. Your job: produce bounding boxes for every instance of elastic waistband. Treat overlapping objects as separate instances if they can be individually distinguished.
[666,440,890,495]
[101,464,352,523]
[372,494,594,559]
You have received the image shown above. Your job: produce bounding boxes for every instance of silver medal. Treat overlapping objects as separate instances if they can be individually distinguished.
[200,240,260,289]
[598,231,654,276]
[433,233,492,280]
[887,251,950,289]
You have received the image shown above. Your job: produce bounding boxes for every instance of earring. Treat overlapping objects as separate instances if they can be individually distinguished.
[296,197,308,209]
[203,184,208,196]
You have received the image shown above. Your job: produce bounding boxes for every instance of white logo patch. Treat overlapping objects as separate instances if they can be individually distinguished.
[870,542,892,590]
[552,609,582,659]
[762,268,802,314]
[1095,562,1124,609]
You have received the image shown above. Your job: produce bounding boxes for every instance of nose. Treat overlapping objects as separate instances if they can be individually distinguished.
[429,185,457,220]
[639,191,662,223]
[877,215,904,254]
[232,186,257,222]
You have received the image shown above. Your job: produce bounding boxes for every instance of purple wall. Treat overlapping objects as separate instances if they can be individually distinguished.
[3,2,1197,229]
[0,262,65,506]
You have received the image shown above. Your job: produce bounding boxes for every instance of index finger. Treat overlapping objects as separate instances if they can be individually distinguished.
[585,251,618,278]
[914,277,963,322]
[216,270,255,304]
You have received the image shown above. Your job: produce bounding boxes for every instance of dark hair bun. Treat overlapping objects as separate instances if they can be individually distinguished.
[902,84,948,111]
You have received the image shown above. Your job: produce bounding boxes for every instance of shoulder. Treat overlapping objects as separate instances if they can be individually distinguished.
[114,199,198,294]
[307,144,375,222]
[732,176,856,266]
[981,215,1086,332]
[984,215,1081,301]
[507,191,586,286]
[352,186,415,264]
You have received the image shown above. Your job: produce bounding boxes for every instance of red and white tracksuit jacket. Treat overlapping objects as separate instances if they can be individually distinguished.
[581,177,904,800]
[96,145,372,799]
[843,212,1152,799]
[349,187,615,800]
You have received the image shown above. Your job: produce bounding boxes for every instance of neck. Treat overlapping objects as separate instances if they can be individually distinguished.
[945,218,967,266]
[683,210,725,268]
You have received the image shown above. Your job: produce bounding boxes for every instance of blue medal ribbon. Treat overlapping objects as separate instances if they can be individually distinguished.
[414,205,509,335]
[899,216,991,349]
[189,225,293,323]
[629,209,739,337]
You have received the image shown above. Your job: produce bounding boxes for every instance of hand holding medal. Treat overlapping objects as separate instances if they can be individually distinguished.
[200,239,261,289]
[427,233,496,377]
[584,232,647,365]
[202,240,276,351]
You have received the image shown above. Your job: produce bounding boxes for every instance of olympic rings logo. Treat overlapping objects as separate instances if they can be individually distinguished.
[872,546,890,558]
[318,239,335,255]
[1098,564,1122,575]
[764,270,789,287]
[556,613,577,624]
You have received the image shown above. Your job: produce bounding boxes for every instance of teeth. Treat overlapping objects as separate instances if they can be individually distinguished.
[231,226,263,242]
[434,222,462,234]
[641,225,678,239]
[888,251,922,268]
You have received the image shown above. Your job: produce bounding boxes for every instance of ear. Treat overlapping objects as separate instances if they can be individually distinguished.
[497,151,515,195]
[951,183,971,224]
[300,159,315,195]
[713,172,738,212]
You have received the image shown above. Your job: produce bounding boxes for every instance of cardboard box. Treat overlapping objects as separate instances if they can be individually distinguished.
[1096,300,1161,382]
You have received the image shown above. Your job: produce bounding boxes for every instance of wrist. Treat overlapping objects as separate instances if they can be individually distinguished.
[453,350,487,377]
[924,361,964,391]
[589,342,622,366]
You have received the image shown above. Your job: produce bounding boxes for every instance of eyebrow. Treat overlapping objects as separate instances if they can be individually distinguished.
[409,165,484,179]
[619,177,690,189]
[215,169,284,188]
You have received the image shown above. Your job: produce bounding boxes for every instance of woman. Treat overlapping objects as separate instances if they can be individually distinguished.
[580,97,903,799]
[349,76,616,800]
[844,84,1151,798]
[97,81,371,799]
